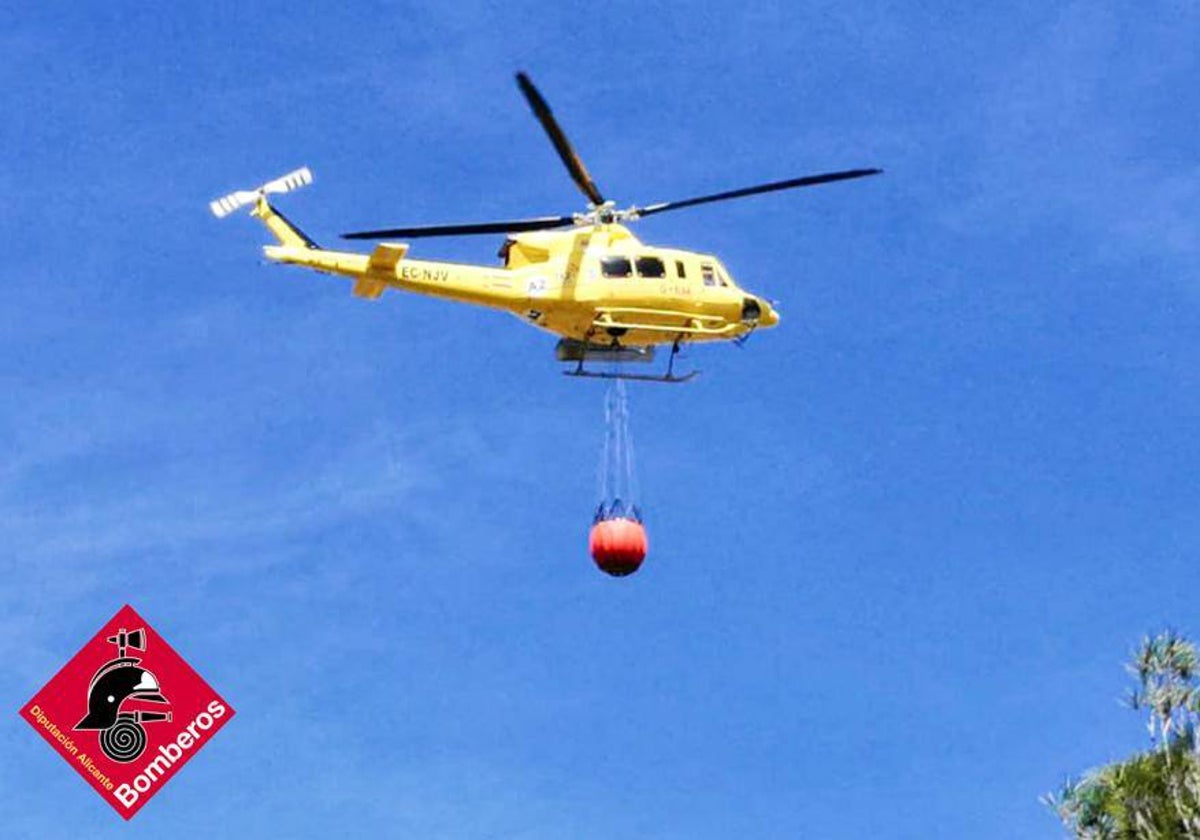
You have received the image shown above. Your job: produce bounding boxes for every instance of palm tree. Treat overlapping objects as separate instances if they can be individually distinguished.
[1126,630,1200,751]
[1046,631,1200,838]
[1046,742,1200,838]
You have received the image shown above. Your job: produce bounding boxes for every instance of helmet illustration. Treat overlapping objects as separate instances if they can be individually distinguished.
[75,661,168,730]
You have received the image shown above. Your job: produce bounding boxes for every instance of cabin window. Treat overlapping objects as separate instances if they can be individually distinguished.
[675,260,686,278]
[636,256,666,278]
[701,264,717,287]
[600,255,633,278]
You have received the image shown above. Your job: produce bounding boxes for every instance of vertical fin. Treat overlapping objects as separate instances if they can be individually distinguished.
[251,197,320,249]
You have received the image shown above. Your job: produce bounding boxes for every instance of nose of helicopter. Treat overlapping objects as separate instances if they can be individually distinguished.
[759,298,780,327]
[743,296,780,327]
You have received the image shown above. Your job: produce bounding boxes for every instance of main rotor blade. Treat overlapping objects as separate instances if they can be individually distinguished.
[342,215,576,240]
[516,72,606,207]
[635,168,882,218]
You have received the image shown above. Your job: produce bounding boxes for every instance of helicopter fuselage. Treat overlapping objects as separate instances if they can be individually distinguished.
[261,211,779,348]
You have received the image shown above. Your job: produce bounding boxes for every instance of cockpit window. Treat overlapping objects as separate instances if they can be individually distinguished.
[600,256,633,278]
[636,256,666,278]
[701,264,717,287]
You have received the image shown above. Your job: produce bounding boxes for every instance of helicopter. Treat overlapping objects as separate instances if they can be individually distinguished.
[211,73,880,383]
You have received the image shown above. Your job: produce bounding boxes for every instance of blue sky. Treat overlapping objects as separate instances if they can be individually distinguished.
[2,2,1198,836]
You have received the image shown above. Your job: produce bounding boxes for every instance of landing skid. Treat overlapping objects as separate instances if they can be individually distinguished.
[563,337,698,384]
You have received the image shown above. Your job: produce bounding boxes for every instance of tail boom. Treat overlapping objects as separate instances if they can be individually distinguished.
[214,167,526,310]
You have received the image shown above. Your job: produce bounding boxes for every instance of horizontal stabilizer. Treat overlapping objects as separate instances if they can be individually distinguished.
[367,243,409,273]
[210,167,313,218]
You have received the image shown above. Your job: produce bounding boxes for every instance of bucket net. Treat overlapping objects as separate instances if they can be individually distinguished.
[596,379,641,523]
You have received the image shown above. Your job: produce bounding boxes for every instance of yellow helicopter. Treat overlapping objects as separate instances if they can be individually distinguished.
[212,73,880,382]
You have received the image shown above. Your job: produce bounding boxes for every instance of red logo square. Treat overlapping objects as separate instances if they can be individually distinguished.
[19,604,235,819]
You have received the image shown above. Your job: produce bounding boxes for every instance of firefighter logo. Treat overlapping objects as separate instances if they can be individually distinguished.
[74,626,172,763]
[20,604,235,819]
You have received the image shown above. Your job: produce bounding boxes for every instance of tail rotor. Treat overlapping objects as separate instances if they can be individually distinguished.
[210,167,313,218]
